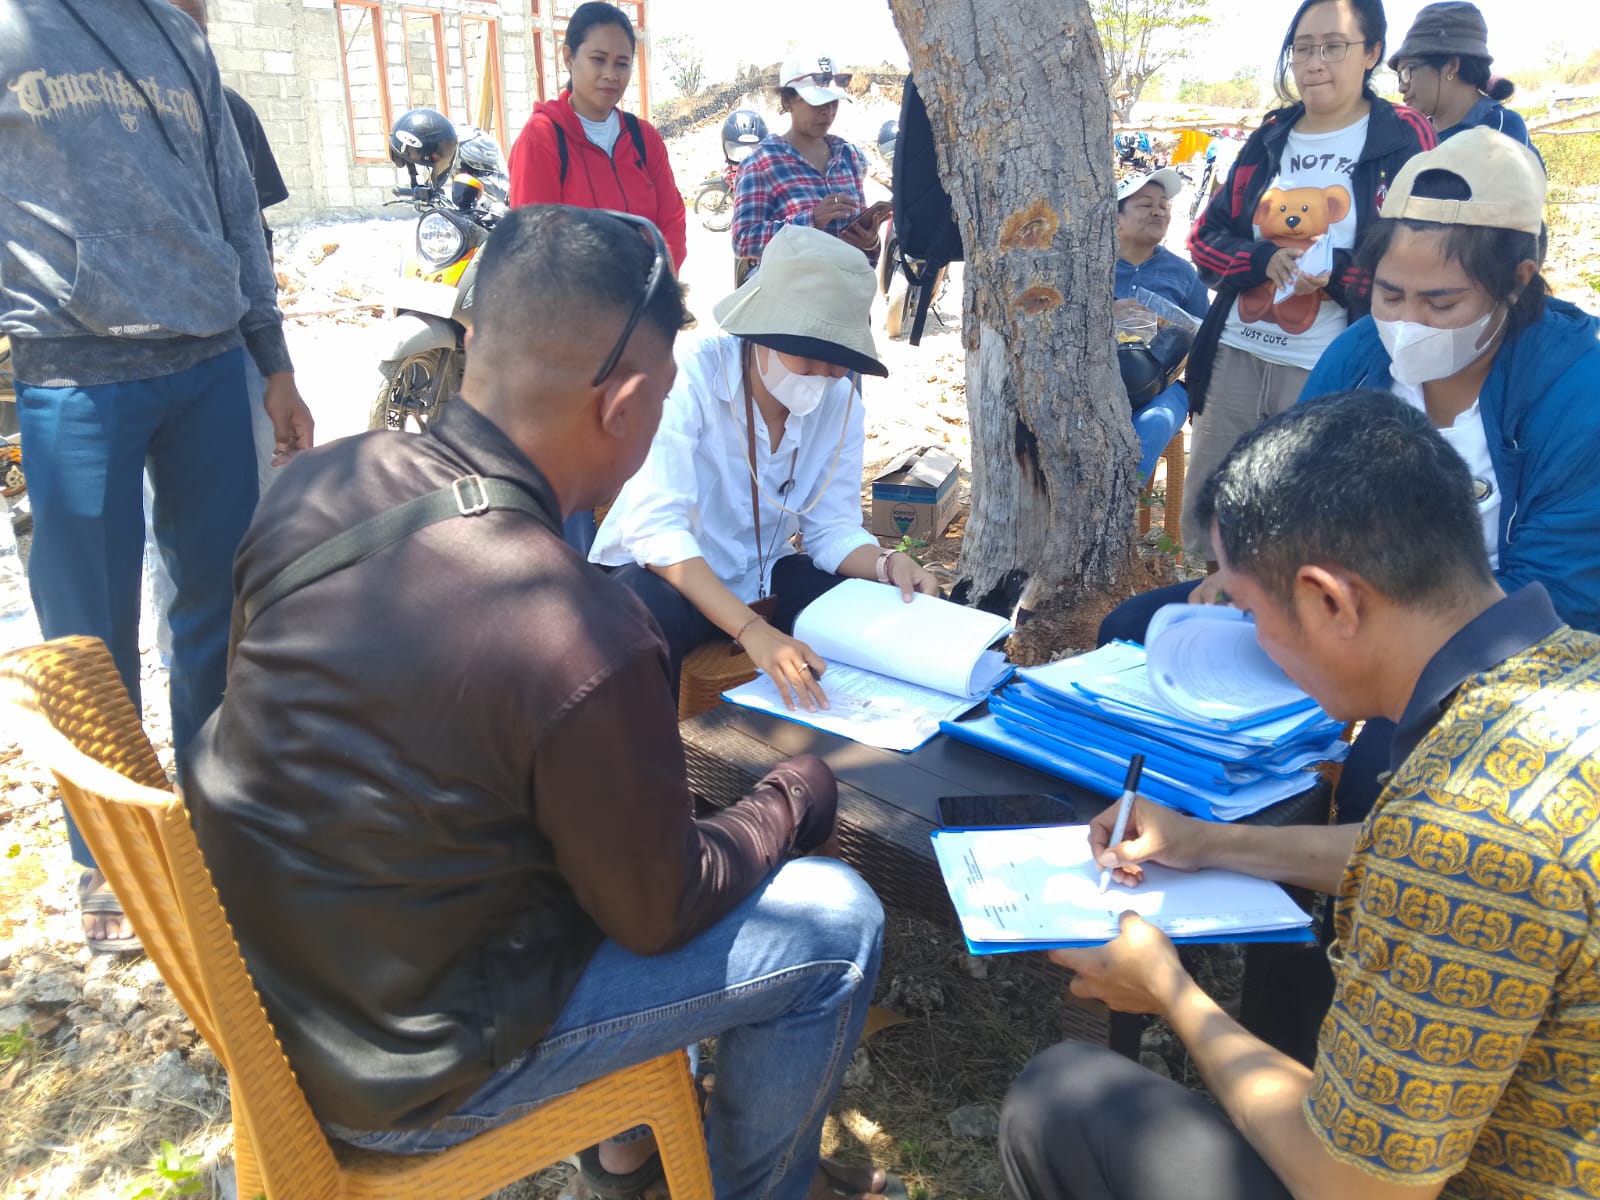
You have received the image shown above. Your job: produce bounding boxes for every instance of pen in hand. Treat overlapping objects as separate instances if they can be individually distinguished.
[1098,753,1145,894]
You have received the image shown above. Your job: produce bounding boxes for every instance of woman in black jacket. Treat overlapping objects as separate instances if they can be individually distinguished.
[1179,0,1435,564]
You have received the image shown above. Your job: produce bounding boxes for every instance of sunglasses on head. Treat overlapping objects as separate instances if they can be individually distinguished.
[790,71,852,89]
[591,211,672,388]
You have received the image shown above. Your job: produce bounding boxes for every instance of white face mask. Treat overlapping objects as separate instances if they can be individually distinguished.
[1375,307,1506,386]
[756,347,831,417]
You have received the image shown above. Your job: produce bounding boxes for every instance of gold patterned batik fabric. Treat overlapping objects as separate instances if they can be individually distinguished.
[1305,627,1600,1198]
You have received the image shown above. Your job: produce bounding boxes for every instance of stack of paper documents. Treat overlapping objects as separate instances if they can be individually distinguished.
[941,606,1347,821]
[722,579,1014,752]
[931,824,1313,952]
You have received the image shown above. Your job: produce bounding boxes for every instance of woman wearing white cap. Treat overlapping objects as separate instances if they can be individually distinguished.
[591,224,940,710]
[1301,126,1600,823]
[730,54,891,284]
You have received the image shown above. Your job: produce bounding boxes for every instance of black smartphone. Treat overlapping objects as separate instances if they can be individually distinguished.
[936,793,1077,829]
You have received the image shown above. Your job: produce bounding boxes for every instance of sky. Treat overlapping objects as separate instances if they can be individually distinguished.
[646,0,1600,94]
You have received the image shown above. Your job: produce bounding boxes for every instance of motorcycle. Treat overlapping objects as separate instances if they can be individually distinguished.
[370,124,508,433]
[693,161,738,233]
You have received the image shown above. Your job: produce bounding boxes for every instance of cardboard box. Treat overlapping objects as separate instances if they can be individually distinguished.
[870,447,961,542]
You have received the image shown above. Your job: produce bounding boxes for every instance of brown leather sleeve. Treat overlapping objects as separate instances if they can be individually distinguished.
[533,651,838,955]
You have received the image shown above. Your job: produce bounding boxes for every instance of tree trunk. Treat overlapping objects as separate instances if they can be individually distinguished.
[887,0,1143,650]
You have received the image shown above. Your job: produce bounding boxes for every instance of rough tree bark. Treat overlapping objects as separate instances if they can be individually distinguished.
[886,0,1143,651]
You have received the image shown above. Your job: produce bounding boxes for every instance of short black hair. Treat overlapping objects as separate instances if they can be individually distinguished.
[1274,0,1387,106]
[1358,167,1547,336]
[472,205,683,361]
[1195,389,1494,611]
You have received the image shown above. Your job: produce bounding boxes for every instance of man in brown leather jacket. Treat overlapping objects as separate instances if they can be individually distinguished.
[186,206,888,1200]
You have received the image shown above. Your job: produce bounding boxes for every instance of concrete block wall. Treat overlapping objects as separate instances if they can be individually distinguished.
[207,0,553,221]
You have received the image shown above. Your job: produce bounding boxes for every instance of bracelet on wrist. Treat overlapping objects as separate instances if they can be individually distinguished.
[875,548,901,584]
[734,614,765,647]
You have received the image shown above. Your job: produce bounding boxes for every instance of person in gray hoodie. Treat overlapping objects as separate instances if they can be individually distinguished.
[0,0,314,952]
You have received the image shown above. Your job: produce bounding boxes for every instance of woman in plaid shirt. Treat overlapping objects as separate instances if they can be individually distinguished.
[731,53,890,283]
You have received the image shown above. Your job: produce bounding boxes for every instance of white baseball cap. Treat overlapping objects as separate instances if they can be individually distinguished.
[1116,167,1184,205]
[779,53,853,107]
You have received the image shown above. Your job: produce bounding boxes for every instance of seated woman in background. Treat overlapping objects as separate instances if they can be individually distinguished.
[1301,127,1600,821]
[590,224,940,709]
[1390,1,1536,149]
[730,53,890,285]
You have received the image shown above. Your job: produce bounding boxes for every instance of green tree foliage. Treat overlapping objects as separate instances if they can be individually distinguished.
[657,33,706,98]
[1176,66,1262,110]
[1092,0,1212,121]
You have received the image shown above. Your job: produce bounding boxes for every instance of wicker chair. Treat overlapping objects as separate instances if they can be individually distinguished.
[1138,429,1186,546]
[678,639,758,722]
[0,636,713,1200]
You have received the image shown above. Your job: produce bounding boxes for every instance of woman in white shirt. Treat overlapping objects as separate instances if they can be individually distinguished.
[591,224,940,711]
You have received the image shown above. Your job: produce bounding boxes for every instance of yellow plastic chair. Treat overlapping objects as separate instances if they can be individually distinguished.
[1,636,713,1200]
[1138,429,1186,547]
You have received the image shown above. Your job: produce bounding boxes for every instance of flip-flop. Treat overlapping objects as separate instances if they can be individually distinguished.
[78,870,144,957]
[575,1145,666,1200]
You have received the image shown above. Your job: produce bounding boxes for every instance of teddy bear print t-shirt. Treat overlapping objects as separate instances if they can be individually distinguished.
[1218,115,1368,369]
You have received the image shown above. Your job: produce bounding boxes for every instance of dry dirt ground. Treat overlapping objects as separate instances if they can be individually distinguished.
[4,104,1598,1200]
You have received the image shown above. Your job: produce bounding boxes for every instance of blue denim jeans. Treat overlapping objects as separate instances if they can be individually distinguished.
[1131,381,1188,482]
[333,858,885,1200]
[17,348,257,868]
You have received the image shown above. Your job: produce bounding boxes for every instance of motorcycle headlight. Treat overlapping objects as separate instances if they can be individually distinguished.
[417,213,466,266]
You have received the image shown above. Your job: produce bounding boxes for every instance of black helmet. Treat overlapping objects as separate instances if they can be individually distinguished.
[721,109,768,164]
[877,119,898,166]
[389,108,458,184]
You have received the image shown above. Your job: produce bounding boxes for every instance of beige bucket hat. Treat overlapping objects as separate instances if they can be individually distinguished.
[712,224,888,377]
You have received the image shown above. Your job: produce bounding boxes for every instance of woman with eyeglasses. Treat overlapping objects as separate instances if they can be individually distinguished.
[1390,2,1535,151]
[730,53,891,285]
[590,225,940,710]
[1178,0,1435,564]
[507,0,687,552]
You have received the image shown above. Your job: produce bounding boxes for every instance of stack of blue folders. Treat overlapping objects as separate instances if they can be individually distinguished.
[940,639,1349,821]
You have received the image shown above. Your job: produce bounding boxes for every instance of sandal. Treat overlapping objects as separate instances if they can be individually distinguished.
[78,869,144,956]
[575,1145,666,1200]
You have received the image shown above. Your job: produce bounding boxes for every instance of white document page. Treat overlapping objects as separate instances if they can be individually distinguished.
[794,579,1013,699]
[931,824,1310,945]
[722,663,978,752]
[1145,605,1308,723]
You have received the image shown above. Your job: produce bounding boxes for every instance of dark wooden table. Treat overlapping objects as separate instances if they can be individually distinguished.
[680,702,1332,1059]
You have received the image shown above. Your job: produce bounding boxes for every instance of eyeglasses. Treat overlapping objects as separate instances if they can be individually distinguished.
[788,71,852,90]
[591,211,672,388]
[1286,39,1368,64]
[1394,63,1424,87]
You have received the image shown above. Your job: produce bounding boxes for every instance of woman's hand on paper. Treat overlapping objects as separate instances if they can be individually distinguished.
[1264,246,1303,288]
[1048,912,1189,1016]
[1088,795,1206,886]
[743,623,830,713]
[887,554,943,602]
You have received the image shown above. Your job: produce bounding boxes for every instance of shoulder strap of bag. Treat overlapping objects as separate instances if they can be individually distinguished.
[240,475,559,631]
[550,120,570,184]
[621,111,647,169]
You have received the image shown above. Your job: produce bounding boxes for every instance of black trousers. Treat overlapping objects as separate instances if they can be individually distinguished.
[612,555,846,696]
[1000,1042,1292,1200]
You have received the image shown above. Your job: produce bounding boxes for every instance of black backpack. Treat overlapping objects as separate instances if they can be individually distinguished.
[549,111,648,183]
[890,77,963,345]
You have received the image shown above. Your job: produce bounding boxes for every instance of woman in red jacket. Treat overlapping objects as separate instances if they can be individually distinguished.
[508,1,686,550]
[508,1,687,273]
